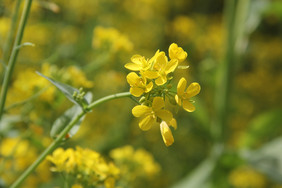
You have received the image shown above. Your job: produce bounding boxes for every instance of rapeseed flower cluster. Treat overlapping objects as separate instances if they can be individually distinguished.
[92,26,133,52]
[110,145,160,187]
[47,147,120,188]
[125,43,201,146]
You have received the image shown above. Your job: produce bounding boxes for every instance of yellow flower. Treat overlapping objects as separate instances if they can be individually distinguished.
[72,184,83,188]
[124,55,151,71]
[160,121,175,147]
[132,97,173,130]
[168,43,188,63]
[126,72,153,97]
[124,50,161,75]
[145,52,178,86]
[175,77,201,112]
[47,148,71,172]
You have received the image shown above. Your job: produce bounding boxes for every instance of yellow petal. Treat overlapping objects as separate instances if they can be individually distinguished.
[169,118,177,130]
[143,70,159,79]
[155,75,167,86]
[160,121,174,147]
[175,95,182,106]
[149,50,161,64]
[132,105,151,117]
[126,72,140,86]
[152,97,165,111]
[169,43,187,63]
[130,87,144,97]
[185,82,201,98]
[153,52,167,70]
[177,77,187,96]
[124,63,141,71]
[139,115,155,131]
[145,81,153,93]
[182,100,195,112]
[131,54,143,64]
[155,109,173,122]
[165,59,178,74]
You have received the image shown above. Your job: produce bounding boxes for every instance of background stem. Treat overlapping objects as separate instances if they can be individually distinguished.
[0,0,33,122]
[2,0,22,66]
[212,0,236,142]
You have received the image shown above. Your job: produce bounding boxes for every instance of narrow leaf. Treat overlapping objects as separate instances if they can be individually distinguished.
[36,71,89,108]
[50,92,92,139]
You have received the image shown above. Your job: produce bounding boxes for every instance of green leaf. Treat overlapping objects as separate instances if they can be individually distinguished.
[36,71,89,108]
[239,109,282,147]
[50,92,92,139]
[0,115,21,135]
[242,137,282,183]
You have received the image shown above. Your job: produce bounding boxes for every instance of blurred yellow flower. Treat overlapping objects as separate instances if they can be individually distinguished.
[169,43,187,63]
[47,146,120,187]
[67,66,94,88]
[93,26,133,52]
[132,97,173,131]
[126,72,153,97]
[229,166,267,188]
[71,184,83,188]
[0,137,51,187]
[175,77,201,112]
[110,145,160,185]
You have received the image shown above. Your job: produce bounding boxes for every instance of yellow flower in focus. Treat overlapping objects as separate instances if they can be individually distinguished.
[169,43,188,63]
[145,52,178,86]
[160,120,176,147]
[126,72,153,97]
[124,50,160,72]
[175,77,201,112]
[132,97,173,130]
[124,55,151,71]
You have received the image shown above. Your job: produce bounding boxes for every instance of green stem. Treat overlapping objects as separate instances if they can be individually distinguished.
[213,0,249,141]
[4,87,49,112]
[212,0,236,141]
[2,0,22,65]
[10,92,132,188]
[0,0,33,122]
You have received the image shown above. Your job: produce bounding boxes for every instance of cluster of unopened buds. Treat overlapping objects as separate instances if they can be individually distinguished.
[125,43,201,146]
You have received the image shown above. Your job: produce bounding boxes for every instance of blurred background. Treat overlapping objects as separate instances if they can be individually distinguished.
[0,0,282,187]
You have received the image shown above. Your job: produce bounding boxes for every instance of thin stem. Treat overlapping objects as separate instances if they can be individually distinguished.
[212,0,236,141]
[10,92,132,188]
[2,0,22,65]
[4,87,49,112]
[0,0,33,122]
[212,0,249,142]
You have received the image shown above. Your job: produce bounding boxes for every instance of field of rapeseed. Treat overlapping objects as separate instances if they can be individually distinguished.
[1,0,282,187]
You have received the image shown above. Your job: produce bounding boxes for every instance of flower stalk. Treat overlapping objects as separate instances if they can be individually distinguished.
[0,0,33,122]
